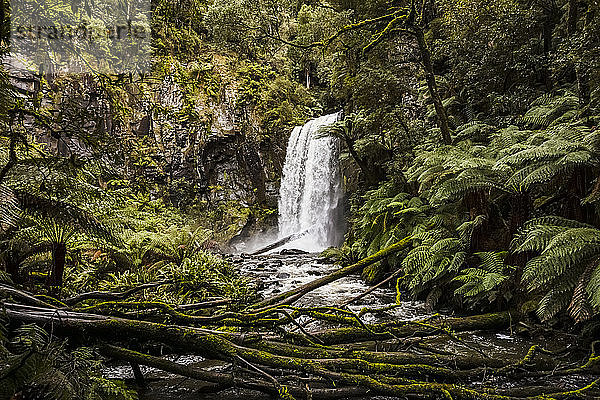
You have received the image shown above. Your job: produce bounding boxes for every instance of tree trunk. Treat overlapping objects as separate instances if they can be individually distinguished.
[343,134,383,187]
[541,10,557,90]
[464,190,490,253]
[0,126,17,184]
[48,242,66,288]
[5,258,20,283]
[505,193,533,307]
[414,28,452,145]
[508,193,532,242]
[576,63,591,113]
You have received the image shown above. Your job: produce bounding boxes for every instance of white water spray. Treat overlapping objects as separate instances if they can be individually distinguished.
[277,113,344,252]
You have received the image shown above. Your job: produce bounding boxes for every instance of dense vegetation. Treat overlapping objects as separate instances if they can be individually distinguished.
[2,0,600,399]
[316,0,600,325]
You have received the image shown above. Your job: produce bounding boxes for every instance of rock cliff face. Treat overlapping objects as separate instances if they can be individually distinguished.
[10,52,309,244]
[152,68,293,246]
[151,61,288,211]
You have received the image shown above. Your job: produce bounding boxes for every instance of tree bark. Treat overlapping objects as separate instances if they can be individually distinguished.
[0,127,17,184]
[541,9,558,90]
[47,242,66,288]
[577,63,591,113]
[343,132,383,187]
[568,0,579,36]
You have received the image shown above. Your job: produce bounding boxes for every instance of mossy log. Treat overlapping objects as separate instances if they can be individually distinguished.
[0,284,58,309]
[99,344,370,400]
[291,311,515,345]
[63,280,172,306]
[5,303,600,399]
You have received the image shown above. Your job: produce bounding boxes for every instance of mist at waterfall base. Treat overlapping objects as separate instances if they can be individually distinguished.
[242,113,345,254]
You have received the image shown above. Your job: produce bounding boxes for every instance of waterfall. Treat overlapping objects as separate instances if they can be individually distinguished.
[278,113,344,252]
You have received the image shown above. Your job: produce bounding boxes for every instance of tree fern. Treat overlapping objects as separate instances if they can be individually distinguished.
[513,217,600,322]
[0,324,137,400]
[521,92,579,128]
[453,251,514,306]
[399,227,466,302]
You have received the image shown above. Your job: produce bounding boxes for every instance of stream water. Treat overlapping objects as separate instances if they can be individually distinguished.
[106,253,434,399]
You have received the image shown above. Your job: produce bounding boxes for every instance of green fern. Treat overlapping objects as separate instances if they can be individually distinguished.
[399,227,466,303]
[453,252,514,306]
[513,217,600,322]
[521,92,579,128]
[0,324,137,400]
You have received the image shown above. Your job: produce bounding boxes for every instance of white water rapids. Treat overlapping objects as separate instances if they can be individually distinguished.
[277,113,345,252]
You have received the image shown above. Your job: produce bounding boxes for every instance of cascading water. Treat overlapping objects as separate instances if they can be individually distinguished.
[277,113,345,252]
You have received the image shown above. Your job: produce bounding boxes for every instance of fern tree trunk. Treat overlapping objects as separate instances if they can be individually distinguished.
[506,193,533,306]
[576,63,591,114]
[0,125,17,184]
[508,194,532,242]
[47,242,66,288]
[414,28,452,145]
[565,168,596,223]
[464,190,489,253]
[5,258,19,283]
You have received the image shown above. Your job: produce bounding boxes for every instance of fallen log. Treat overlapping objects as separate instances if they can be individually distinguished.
[338,268,405,308]
[0,284,58,309]
[305,310,515,345]
[2,302,513,356]
[63,280,172,306]
[177,298,232,310]
[99,344,370,400]
[250,230,309,256]
[4,303,600,399]
[0,304,532,374]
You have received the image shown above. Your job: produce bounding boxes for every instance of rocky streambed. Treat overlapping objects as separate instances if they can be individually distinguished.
[231,252,429,321]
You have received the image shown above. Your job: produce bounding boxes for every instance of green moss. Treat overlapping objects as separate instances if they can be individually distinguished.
[361,261,386,284]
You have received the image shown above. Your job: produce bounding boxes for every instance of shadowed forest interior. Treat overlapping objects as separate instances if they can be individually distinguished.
[1,0,600,399]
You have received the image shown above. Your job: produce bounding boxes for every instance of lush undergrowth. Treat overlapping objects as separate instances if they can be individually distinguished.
[0,323,137,400]
[341,89,600,324]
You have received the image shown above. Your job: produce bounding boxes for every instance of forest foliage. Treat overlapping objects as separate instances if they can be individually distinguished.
[2,0,600,398]
[0,0,600,390]
[0,0,599,312]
